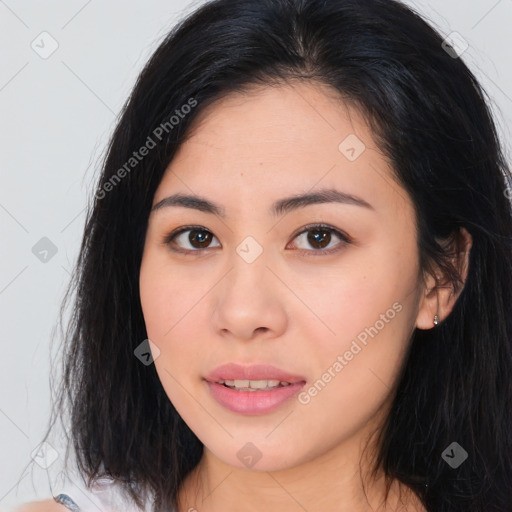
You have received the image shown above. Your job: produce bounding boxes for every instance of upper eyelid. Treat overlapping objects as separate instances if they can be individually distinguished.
[165,223,350,249]
[290,223,349,239]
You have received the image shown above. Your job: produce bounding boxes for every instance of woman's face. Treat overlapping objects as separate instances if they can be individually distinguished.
[139,82,428,472]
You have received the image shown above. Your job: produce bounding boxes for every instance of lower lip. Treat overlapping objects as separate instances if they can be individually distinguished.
[205,380,306,415]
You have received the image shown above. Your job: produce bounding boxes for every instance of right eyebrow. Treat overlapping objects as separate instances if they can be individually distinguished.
[150,188,374,218]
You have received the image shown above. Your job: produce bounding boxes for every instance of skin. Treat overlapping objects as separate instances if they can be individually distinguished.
[12,501,68,511]
[19,81,471,512]
[138,82,471,512]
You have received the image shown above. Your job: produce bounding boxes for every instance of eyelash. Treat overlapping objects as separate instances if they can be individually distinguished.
[162,223,351,257]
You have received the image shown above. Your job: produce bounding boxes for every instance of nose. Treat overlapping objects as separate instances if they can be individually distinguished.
[210,252,288,341]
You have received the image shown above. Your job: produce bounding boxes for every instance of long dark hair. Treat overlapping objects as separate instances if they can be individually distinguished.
[40,0,512,510]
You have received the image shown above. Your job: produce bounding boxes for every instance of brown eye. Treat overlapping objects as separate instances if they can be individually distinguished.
[188,229,213,248]
[291,225,349,254]
[164,223,350,256]
[306,228,332,249]
[165,227,221,253]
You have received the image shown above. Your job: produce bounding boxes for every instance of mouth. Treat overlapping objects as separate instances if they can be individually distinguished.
[215,378,297,392]
[204,363,307,414]
[205,362,307,387]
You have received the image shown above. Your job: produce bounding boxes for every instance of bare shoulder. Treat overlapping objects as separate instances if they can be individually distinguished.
[12,499,69,512]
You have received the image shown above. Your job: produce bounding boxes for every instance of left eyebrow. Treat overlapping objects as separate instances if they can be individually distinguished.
[151,188,374,218]
[271,188,374,216]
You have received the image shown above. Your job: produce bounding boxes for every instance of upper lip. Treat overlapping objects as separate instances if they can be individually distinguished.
[205,363,306,383]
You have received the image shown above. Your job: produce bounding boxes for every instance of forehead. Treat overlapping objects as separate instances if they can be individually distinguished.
[184,81,371,154]
[153,82,410,219]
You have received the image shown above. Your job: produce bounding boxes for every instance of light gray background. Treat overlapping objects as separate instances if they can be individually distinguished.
[1,0,511,508]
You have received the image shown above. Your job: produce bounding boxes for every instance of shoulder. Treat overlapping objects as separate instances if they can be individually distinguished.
[12,499,70,512]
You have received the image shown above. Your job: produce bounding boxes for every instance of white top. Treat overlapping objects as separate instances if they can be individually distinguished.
[50,472,155,512]
[8,439,177,512]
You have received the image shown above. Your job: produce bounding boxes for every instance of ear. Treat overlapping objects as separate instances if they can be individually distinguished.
[416,227,473,330]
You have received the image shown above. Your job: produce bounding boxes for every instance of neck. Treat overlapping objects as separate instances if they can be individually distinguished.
[176,427,425,512]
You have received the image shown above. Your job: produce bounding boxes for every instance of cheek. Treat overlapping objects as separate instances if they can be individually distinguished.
[139,258,167,337]
[139,250,191,336]
[139,254,202,410]
[297,289,414,447]
[300,242,420,404]
[139,251,210,373]
[301,246,417,346]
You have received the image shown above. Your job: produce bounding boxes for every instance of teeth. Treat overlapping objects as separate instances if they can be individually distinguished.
[218,379,292,390]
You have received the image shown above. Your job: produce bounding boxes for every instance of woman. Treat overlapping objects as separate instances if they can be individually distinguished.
[18,0,512,510]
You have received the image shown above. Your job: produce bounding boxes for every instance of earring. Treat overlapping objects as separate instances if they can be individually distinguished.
[433,315,439,326]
